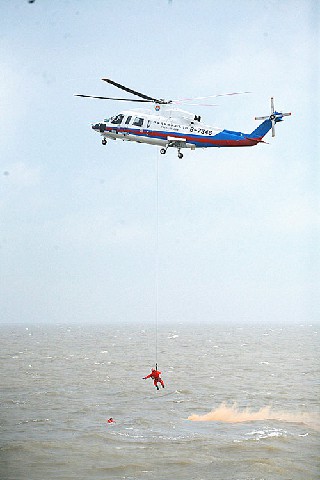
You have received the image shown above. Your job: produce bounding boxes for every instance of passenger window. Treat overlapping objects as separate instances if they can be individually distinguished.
[125,116,132,124]
[111,114,124,124]
[133,117,144,127]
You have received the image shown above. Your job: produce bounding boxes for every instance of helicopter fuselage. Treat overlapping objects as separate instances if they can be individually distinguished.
[92,108,265,155]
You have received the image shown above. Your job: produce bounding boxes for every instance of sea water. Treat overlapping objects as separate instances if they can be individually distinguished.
[0,322,319,480]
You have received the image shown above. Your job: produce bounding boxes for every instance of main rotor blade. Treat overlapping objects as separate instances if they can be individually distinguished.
[74,94,154,103]
[173,91,251,102]
[172,102,219,107]
[101,78,167,103]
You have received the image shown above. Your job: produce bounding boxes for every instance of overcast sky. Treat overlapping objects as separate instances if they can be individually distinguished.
[0,0,319,325]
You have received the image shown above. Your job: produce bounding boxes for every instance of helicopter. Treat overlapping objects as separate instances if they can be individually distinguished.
[75,78,291,158]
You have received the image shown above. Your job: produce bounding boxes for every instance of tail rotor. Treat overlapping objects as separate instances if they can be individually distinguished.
[255,97,291,137]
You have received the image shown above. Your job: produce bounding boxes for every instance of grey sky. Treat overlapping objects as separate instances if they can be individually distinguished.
[0,0,319,324]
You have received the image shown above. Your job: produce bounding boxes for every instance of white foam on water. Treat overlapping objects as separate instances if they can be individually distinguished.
[188,402,320,431]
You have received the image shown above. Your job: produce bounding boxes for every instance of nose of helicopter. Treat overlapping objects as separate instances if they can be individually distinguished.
[92,123,106,132]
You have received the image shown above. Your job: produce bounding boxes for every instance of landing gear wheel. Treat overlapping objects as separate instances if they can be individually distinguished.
[178,152,183,159]
[102,138,107,145]
[160,148,166,155]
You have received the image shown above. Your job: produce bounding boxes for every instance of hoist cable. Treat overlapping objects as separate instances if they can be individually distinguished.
[155,149,160,368]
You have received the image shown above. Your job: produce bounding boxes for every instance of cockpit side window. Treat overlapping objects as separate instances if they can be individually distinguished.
[133,117,144,127]
[125,116,132,125]
[111,114,124,124]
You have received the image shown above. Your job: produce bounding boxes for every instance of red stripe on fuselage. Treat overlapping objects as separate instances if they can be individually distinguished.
[104,127,261,147]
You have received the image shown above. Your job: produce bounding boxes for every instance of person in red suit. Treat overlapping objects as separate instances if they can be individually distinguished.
[143,367,165,390]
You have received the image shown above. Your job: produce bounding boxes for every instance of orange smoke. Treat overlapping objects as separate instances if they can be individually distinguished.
[188,403,320,430]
